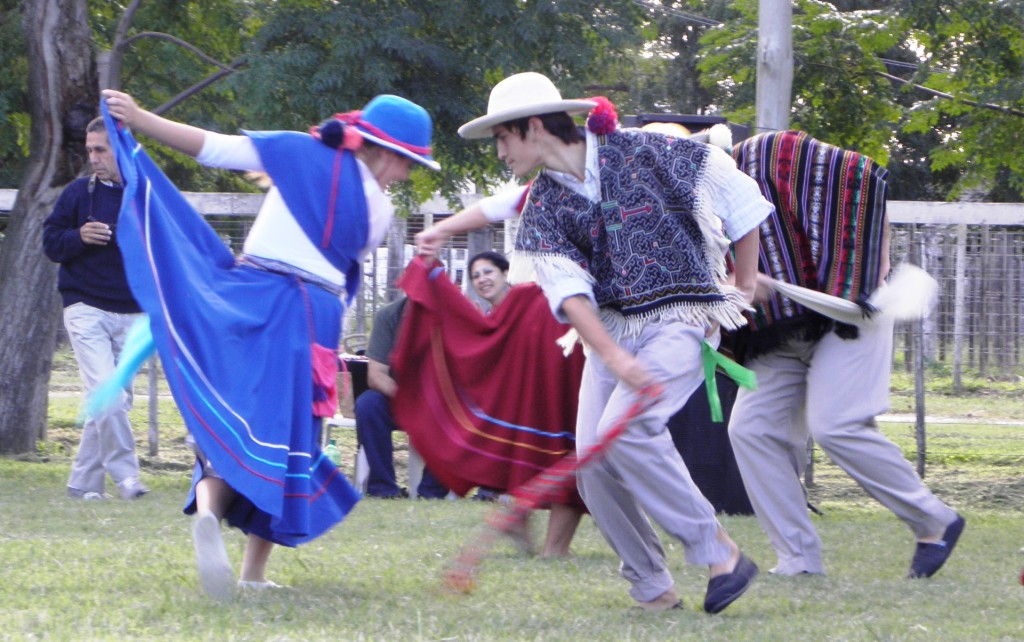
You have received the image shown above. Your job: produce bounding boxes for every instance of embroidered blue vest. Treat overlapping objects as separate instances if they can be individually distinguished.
[516,129,726,318]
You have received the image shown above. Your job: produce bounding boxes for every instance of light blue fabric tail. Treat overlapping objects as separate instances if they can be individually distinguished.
[80,316,155,424]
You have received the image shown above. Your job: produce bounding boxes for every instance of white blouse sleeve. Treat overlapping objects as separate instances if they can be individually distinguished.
[195,132,264,172]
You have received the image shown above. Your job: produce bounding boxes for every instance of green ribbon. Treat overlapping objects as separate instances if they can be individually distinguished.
[701,340,758,422]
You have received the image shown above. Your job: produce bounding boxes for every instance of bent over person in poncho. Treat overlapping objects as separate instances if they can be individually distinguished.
[726,130,965,580]
[416,72,774,614]
[101,89,439,599]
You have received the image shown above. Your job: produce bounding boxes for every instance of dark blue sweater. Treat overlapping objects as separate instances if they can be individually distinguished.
[42,177,141,313]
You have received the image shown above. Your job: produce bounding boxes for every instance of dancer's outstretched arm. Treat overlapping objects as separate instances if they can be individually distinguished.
[102,89,207,157]
[414,204,490,260]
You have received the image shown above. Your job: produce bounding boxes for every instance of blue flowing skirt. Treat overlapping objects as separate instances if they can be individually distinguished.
[104,106,360,547]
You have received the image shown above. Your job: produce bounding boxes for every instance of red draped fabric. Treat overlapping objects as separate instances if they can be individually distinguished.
[392,257,585,506]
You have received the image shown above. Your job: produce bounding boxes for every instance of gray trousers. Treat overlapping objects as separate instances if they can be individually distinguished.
[576,317,731,602]
[728,316,957,574]
[64,303,143,494]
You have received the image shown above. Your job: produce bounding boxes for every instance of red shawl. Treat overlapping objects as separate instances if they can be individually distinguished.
[392,257,585,505]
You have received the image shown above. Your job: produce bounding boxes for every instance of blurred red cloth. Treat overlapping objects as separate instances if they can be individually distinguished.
[392,257,585,506]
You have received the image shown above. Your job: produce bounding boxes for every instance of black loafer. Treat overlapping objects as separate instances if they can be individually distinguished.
[703,553,759,614]
[908,514,966,578]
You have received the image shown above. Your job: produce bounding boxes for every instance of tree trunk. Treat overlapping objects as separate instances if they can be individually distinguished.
[0,0,95,454]
[756,0,793,133]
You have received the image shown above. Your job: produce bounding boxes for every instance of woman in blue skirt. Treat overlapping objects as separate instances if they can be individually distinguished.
[103,89,439,598]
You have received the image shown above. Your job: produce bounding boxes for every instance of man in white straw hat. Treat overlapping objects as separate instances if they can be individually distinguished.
[417,71,774,613]
[728,130,964,580]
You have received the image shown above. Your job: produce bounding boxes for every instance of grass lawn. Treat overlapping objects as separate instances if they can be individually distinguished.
[2,458,1023,642]
[3,351,1020,640]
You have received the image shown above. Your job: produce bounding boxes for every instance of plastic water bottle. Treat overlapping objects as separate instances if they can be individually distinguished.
[324,439,342,467]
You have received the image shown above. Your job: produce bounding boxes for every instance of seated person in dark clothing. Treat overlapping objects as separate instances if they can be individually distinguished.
[355,296,448,499]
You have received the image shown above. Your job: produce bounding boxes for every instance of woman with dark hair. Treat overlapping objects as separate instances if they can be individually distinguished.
[468,250,511,311]
[471,251,586,557]
[102,89,438,598]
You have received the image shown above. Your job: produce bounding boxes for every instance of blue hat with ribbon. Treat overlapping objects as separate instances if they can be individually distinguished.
[317,95,439,171]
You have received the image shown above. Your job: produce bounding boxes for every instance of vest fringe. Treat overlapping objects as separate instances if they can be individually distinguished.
[515,252,750,343]
[692,145,741,283]
[507,251,537,285]
[510,253,596,289]
[598,294,749,339]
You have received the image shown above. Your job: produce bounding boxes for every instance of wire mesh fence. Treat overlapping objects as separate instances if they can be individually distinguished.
[27,195,1022,476]
[890,223,1023,382]
[180,204,1024,384]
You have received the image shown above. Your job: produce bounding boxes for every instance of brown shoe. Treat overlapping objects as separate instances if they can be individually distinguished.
[634,589,683,612]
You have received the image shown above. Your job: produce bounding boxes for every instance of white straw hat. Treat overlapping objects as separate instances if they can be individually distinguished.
[458,72,597,139]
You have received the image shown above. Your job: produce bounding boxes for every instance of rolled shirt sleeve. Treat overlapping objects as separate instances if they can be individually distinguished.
[478,185,529,223]
[533,257,598,324]
[705,147,773,240]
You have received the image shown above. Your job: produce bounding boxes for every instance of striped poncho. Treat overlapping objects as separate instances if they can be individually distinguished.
[732,130,889,359]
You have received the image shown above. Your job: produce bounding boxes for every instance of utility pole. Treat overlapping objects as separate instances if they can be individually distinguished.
[756,0,793,133]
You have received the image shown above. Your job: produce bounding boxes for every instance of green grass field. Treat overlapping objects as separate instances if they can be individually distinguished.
[2,460,1022,641]
[2,353,1021,641]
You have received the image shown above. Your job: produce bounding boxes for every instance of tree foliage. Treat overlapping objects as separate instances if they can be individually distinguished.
[695,0,904,163]
[233,0,644,204]
[100,0,266,192]
[894,0,1024,199]
[683,0,1023,201]
[0,0,264,191]
[0,0,31,187]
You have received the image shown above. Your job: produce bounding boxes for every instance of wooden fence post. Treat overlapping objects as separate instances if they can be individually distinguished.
[952,224,967,392]
[911,235,927,478]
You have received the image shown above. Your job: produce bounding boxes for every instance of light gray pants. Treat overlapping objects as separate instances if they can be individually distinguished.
[728,316,957,575]
[576,317,731,602]
[64,303,143,495]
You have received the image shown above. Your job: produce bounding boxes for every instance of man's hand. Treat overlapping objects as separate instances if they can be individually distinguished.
[414,228,449,261]
[561,295,657,392]
[754,272,775,304]
[80,221,113,246]
[603,349,656,392]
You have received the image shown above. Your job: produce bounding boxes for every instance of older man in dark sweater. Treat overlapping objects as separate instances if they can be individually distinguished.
[43,117,148,501]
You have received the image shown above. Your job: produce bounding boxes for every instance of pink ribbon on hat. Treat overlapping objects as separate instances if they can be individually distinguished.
[308,113,363,151]
[307,113,362,249]
[325,111,433,156]
[310,108,433,249]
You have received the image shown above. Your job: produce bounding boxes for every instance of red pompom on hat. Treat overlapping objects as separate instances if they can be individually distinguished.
[586,96,618,135]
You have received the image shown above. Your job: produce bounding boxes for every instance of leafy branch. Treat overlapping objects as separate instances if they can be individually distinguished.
[877,70,1024,118]
[103,0,245,114]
